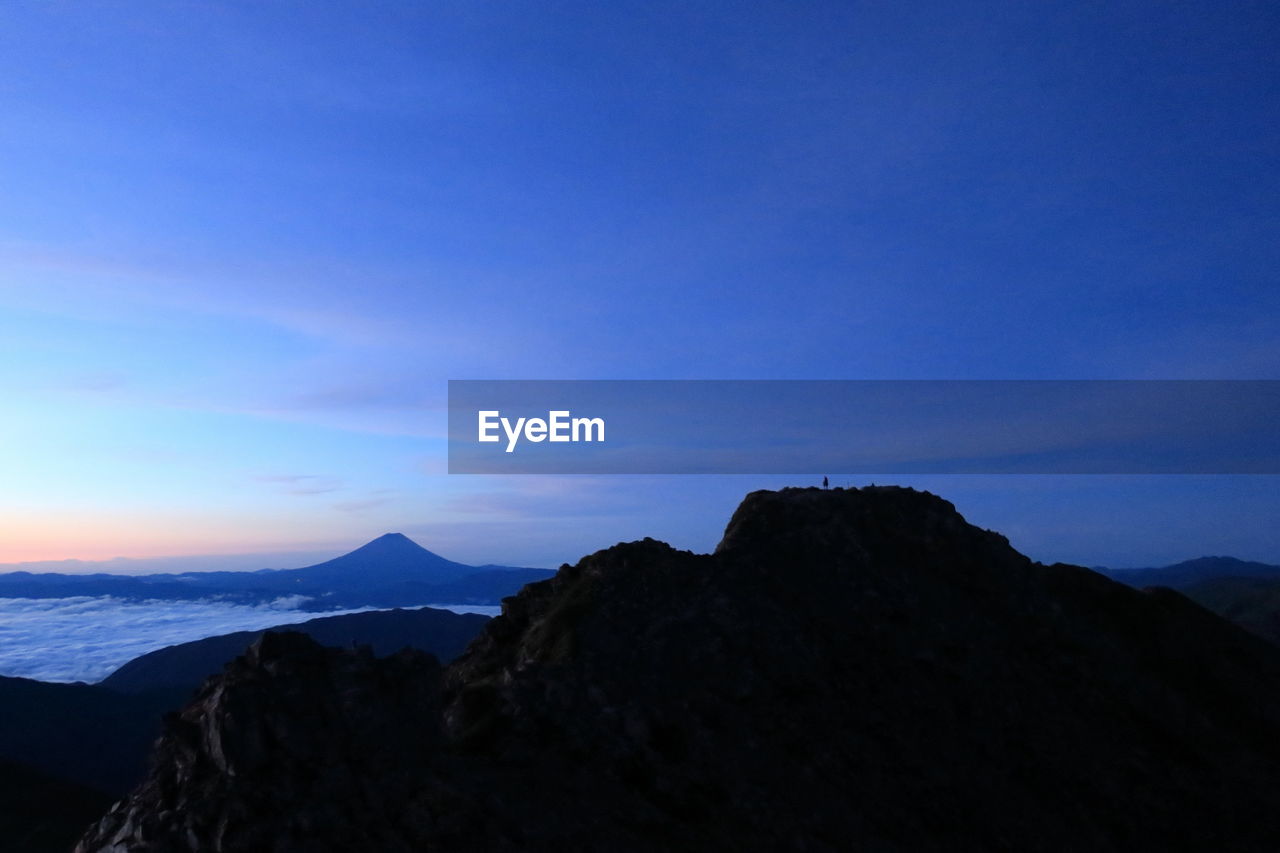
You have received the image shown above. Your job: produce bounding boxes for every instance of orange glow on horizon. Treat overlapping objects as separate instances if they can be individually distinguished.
[0,510,356,565]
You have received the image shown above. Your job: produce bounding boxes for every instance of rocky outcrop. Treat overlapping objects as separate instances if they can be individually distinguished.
[78,487,1280,852]
[78,633,442,852]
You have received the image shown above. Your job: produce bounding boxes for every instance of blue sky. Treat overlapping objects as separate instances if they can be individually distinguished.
[0,1,1277,567]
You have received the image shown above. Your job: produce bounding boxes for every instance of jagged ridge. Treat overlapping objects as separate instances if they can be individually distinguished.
[78,487,1280,852]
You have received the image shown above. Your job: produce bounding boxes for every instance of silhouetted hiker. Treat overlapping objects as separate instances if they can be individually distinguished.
[823,476,829,489]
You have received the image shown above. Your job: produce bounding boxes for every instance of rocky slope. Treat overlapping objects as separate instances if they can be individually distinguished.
[1182,575,1280,645]
[77,487,1280,852]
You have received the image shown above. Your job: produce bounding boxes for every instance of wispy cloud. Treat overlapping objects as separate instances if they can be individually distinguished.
[332,496,393,513]
[255,474,345,495]
[439,476,642,521]
[0,550,343,576]
[60,372,130,393]
[284,383,443,412]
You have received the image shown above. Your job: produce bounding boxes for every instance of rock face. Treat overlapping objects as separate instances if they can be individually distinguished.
[78,633,442,852]
[78,487,1280,852]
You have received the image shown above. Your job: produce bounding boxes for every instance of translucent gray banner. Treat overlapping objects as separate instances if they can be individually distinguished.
[447,380,1280,474]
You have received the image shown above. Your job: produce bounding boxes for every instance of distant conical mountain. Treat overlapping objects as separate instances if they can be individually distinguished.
[0,534,552,609]
[264,532,479,587]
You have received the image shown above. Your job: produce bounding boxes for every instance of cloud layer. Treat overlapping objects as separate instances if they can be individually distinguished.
[0,595,383,684]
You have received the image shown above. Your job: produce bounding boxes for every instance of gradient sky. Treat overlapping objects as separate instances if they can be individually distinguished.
[0,1,1277,569]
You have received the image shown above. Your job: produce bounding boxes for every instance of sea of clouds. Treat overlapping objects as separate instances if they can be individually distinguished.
[0,596,500,684]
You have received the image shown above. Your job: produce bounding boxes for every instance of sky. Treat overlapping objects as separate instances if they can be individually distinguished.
[0,1,1277,569]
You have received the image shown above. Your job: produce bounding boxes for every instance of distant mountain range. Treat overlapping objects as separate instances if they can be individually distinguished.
[0,533,553,609]
[1098,556,1280,645]
[1096,556,1280,589]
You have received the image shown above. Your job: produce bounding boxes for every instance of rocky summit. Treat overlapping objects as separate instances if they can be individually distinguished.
[77,487,1280,852]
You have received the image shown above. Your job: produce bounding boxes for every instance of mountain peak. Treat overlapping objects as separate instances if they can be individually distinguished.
[355,532,423,551]
[291,532,477,586]
[334,532,439,563]
[76,486,1280,852]
[715,485,1022,571]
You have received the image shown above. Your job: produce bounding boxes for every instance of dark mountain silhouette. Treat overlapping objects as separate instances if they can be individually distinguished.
[0,758,114,853]
[1097,557,1280,643]
[0,676,182,795]
[0,533,552,608]
[1098,555,1280,589]
[77,487,1280,852]
[100,606,490,694]
[1181,576,1280,645]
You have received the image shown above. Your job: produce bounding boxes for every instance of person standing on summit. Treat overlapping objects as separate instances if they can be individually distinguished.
[823,476,829,489]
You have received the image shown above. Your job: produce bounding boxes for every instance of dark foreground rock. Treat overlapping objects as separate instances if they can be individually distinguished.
[0,676,185,796]
[0,758,113,853]
[1182,575,1280,646]
[80,632,442,852]
[78,487,1280,852]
